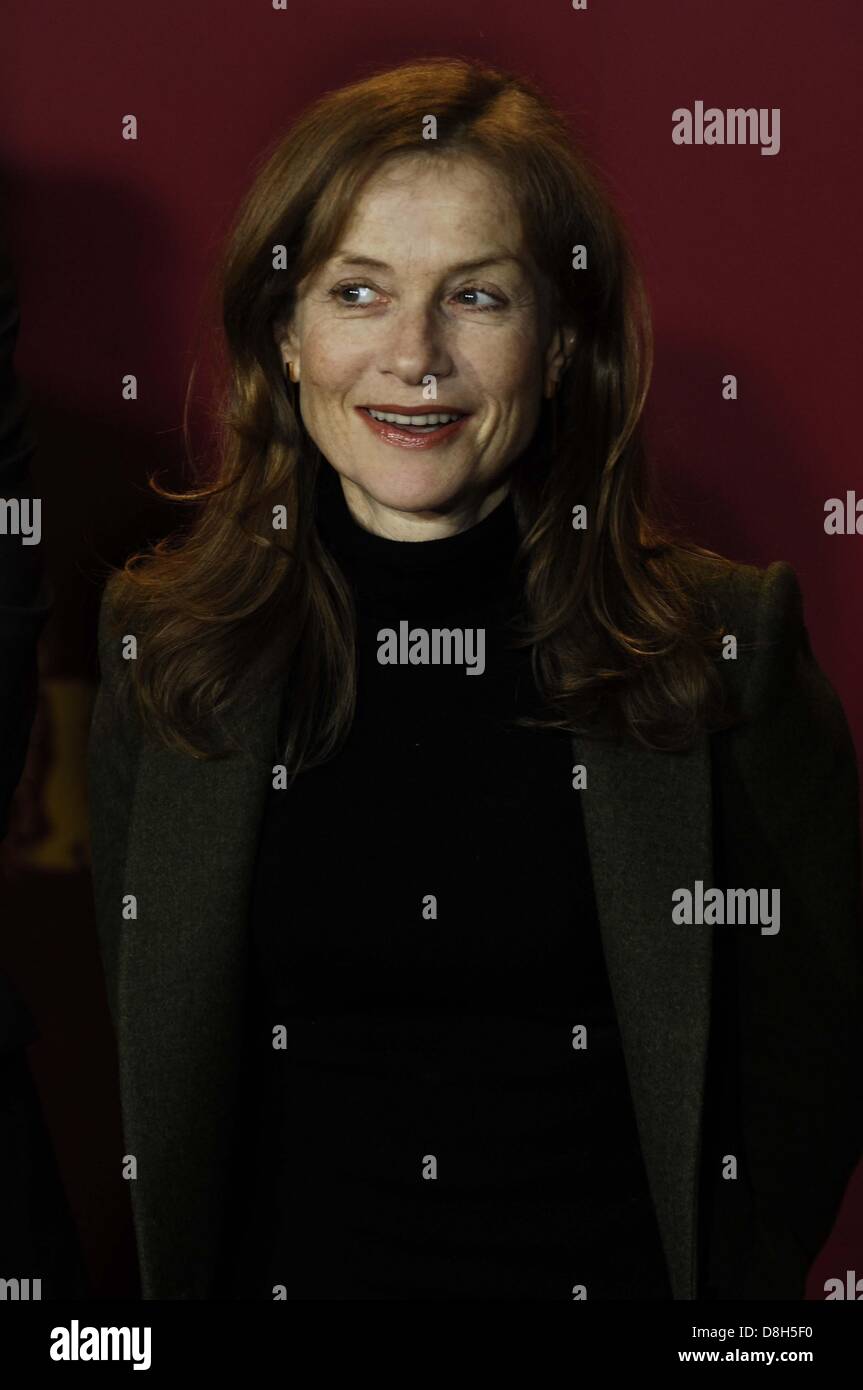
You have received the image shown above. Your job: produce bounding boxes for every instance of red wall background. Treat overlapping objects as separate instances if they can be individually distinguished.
[1,0,860,1298]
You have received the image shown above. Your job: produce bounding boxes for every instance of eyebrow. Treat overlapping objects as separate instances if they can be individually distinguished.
[330,252,528,276]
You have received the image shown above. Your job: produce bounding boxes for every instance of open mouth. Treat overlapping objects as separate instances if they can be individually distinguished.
[362,406,468,433]
[355,404,472,448]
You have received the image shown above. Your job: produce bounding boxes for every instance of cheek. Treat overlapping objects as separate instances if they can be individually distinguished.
[463,329,542,401]
[303,326,367,393]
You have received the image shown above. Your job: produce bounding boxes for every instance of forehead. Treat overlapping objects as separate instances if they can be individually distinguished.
[329,153,526,266]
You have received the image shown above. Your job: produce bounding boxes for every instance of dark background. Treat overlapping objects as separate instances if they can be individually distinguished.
[1,0,860,1297]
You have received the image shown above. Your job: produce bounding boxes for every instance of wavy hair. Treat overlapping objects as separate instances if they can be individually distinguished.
[101,56,738,773]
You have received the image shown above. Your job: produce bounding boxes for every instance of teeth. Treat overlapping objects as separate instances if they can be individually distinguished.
[366,409,463,426]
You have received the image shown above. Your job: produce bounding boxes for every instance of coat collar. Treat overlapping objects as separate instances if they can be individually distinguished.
[118,682,713,1300]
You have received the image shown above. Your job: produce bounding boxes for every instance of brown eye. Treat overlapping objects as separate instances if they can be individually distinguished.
[329,283,379,306]
[454,286,506,311]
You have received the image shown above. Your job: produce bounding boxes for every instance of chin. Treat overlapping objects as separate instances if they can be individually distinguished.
[344,463,473,516]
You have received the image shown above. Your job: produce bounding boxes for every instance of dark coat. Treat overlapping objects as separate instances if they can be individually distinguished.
[86,553,863,1300]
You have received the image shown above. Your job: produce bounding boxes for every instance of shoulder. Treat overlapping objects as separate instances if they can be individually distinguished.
[95,573,133,680]
[91,574,140,752]
[669,547,806,723]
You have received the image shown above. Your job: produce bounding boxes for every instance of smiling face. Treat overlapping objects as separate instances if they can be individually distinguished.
[278,152,575,539]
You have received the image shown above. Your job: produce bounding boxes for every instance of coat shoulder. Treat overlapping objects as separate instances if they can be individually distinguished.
[668,547,806,722]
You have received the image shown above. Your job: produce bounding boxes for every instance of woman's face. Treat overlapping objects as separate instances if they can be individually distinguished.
[279,153,574,538]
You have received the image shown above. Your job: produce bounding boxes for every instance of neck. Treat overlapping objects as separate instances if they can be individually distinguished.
[337,472,512,542]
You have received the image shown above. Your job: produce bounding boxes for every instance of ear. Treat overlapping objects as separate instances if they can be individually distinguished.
[273,314,301,382]
[543,325,577,398]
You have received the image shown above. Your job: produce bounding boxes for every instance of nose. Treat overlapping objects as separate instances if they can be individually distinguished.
[378,296,454,386]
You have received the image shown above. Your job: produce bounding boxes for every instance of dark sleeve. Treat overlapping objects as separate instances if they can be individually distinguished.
[709,561,863,1297]
[86,581,142,1032]
[0,232,53,842]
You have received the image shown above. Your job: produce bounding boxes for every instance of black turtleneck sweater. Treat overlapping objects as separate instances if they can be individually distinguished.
[217,462,671,1300]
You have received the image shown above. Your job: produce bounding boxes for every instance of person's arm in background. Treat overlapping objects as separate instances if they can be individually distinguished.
[0,232,52,836]
[0,230,88,1296]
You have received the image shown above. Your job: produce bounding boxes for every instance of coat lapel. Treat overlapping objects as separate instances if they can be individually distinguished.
[118,684,283,1299]
[572,730,714,1300]
[118,695,714,1300]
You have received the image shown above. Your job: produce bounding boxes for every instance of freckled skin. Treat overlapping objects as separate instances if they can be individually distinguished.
[279,154,575,540]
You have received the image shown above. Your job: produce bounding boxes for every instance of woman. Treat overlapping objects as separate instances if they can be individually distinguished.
[87,57,863,1301]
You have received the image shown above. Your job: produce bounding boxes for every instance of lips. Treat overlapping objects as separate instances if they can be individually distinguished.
[355,404,472,451]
